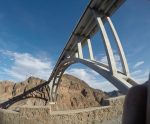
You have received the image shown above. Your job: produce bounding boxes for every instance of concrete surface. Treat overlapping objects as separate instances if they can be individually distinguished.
[0,96,124,124]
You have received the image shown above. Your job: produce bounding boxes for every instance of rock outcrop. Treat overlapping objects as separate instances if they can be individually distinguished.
[0,81,14,100]
[0,74,109,110]
[0,74,125,124]
[56,74,107,110]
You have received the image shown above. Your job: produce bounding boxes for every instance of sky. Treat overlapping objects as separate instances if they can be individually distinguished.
[0,0,149,92]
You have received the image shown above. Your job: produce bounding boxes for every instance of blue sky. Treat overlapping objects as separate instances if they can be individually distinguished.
[0,0,149,91]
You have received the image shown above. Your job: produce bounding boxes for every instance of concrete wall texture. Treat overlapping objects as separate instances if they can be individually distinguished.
[0,96,124,124]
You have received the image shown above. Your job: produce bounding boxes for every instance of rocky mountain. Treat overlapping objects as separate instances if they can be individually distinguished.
[0,81,14,100]
[0,74,111,110]
[56,74,108,110]
[105,90,122,97]
[0,77,45,100]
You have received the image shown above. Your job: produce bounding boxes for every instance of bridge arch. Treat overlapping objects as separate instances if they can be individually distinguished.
[0,0,138,109]
[49,58,136,102]
[46,0,139,102]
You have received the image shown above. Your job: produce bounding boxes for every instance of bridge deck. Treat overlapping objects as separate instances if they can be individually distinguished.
[0,0,132,109]
[49,0,125,81]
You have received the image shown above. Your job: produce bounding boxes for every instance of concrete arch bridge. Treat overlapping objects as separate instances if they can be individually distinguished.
[0,0,137,109]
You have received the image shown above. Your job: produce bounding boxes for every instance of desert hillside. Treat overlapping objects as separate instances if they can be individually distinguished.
[0,74,117,110]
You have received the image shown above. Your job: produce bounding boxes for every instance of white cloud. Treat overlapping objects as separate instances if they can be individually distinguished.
[134,61,144,68]
[0,50,148,92]
[0,50,121,92]
[131,60,148,83]
[131,70,142,76]
[99,55,107,64]
[1,50,53,81]
[95,53,122,71]
[131,69,149,84]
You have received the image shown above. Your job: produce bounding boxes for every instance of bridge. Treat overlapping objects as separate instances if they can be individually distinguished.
[0,0,138,109]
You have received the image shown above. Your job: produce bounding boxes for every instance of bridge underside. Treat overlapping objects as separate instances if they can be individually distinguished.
[0,0,138,108]
[48,0,138,101]
[49,57,137,101]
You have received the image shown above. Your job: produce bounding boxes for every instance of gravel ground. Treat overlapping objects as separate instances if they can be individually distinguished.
[94,116,122,124]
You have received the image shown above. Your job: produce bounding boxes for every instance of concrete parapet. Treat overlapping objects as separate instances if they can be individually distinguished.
[0,96,124,124]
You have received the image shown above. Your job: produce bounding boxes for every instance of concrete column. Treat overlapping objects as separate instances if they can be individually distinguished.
[77,41,83,59]
[48,79,53,102]
[106,16,130,76]
[75,52,78,58]
[87,38,94,60]
[92,10,117,74]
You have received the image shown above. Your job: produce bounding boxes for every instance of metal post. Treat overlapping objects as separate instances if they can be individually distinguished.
[92,10,117,74]
[77,41,83,59]
[87,38,94,60]
[106,16,130,76]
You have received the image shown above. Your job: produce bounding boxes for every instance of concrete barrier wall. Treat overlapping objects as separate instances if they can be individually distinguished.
[0,96,124,124]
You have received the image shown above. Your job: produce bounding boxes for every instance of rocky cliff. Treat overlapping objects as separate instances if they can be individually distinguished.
[0,74,109,110]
